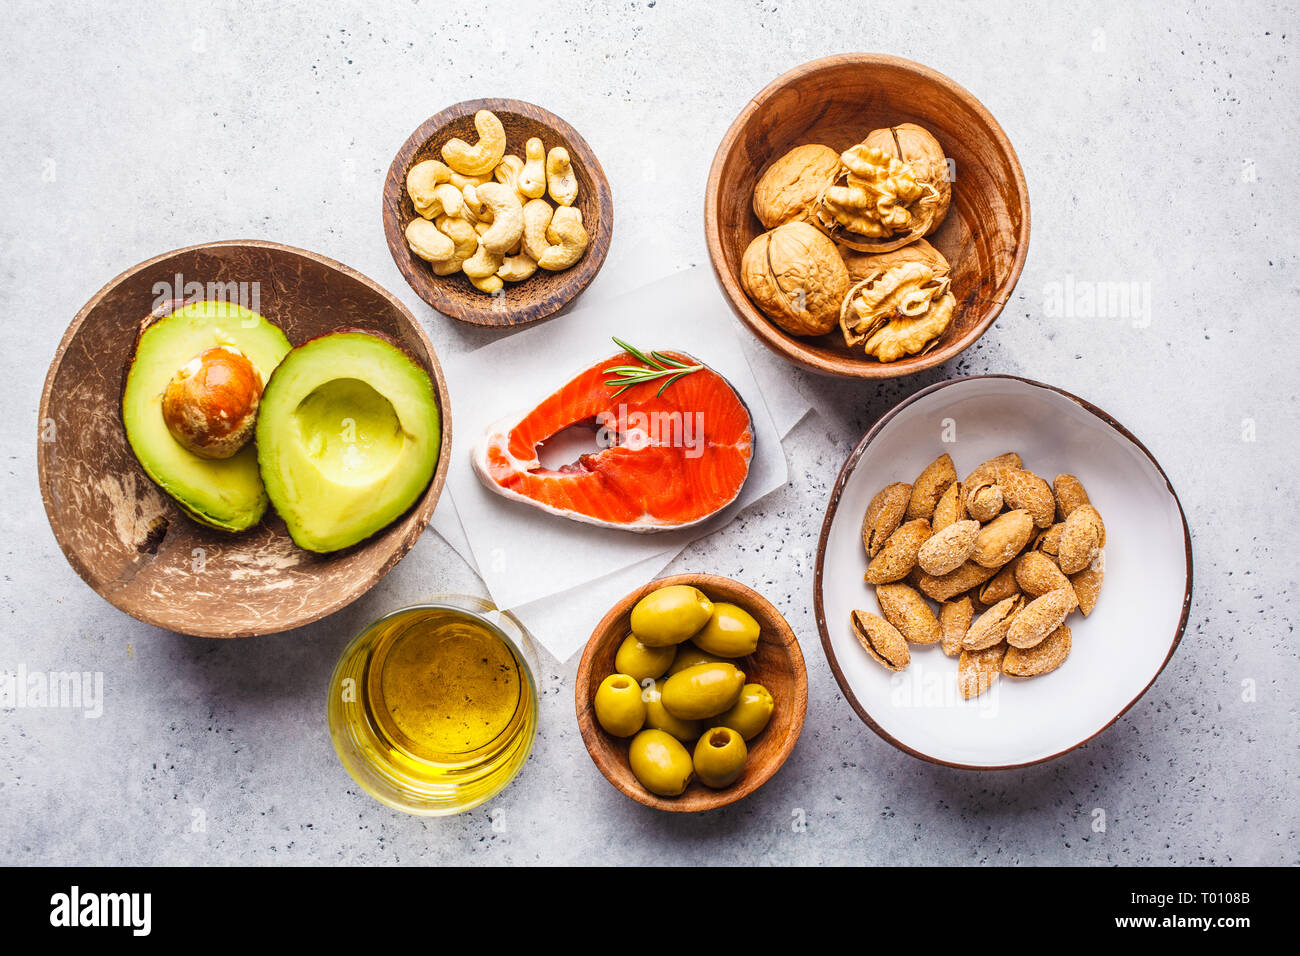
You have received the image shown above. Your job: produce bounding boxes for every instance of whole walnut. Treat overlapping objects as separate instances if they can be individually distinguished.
[816,123,951,253]
[839,239,955,361]
[752,144,841,229]
[741,220,849,337]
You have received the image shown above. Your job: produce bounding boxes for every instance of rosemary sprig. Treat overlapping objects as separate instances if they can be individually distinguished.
[605,336,704,397]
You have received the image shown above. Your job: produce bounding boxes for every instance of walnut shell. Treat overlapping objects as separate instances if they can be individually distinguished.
[815,123,951,253]
[839,239,955,361]
[741,221,849,337]
[752,144,841,229]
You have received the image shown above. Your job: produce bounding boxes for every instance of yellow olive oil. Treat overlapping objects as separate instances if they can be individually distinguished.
[328,602,537,815]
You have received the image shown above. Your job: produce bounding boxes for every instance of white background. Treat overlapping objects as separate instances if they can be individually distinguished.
[2,0,1295,864]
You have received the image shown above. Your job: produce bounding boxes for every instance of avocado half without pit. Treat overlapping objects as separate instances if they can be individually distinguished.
[122,300,291,531]
[255,329,442,553]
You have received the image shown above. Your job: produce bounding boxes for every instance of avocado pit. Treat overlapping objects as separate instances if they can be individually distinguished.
[161,345,263,460]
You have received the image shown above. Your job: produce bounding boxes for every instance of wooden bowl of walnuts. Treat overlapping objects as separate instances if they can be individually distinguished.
[705,54,1030,379]
[383,98,614,328]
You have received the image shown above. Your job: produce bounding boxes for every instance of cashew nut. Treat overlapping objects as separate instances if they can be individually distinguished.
[404,219,456,263]
[519,137,547,199]
[462,244,503,279]
[441,110,507,177]
[469,273,504,294]
[415,182,469,220]
[432,258,465,276]
[536,206,589,270]
[545,147,578,206]
[434,215,479,260]
[494,154,526,199]
[407,160,452,216]
[521,199,553,262]
[462,184,489,222]
[497,253,538,283]
[449,170,491,191]
[474,182,525,255]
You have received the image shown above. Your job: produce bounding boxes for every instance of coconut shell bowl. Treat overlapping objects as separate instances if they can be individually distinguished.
[383,97,614,328]
[38,240,453,638]
[705,53,1031,379]
[576,573,808,812]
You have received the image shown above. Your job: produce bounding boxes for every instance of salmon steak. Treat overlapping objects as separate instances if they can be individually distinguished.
[472,349,754,531]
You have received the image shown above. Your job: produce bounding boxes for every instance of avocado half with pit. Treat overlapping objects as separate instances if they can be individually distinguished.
[255,329,442,553]
[122,300,291,531]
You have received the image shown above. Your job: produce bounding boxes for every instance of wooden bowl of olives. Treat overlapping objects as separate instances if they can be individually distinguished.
[575,573,807,812]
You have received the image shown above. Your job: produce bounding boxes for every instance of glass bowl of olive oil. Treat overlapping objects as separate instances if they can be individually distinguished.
[327,597,538,816]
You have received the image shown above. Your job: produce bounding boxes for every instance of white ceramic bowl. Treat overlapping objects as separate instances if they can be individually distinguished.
[814,375,1192,769]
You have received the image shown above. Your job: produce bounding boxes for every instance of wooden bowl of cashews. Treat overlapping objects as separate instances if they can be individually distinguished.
[383,98,614,328]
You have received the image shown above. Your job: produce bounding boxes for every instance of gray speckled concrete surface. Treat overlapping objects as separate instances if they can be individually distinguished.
[2,0,1297,865]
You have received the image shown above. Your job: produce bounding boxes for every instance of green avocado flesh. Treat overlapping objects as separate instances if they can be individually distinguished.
[122,301,291,531]
[255,330,441,553]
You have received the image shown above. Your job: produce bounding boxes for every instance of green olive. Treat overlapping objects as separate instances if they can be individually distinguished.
[661,662,746,721]
[692,602,761,658]
[715,683,774,740]
[614,633,676,683]
[629,729,694,797]
[642,678,703,742]
[630,585,714,647]
[693,726,748,788]
[665,642,728,676]
[593,673,646,738]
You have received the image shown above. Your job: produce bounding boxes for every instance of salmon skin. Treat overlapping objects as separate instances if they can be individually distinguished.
[472,350,754,531]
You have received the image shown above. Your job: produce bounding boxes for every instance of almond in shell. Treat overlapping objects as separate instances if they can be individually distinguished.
[876,583,942,644]
[939,596,974,657]
[963,452,1021,487]
[905,453,957,520]
[1034,521,1065,557]
[931,480,966,532]
[1058,504,1106,575]
[1070,551,1104,615]
[972,509,1034,569]
[958,642,1005,700]
[1006,587,1075,649]
[1015,550,1076,602]
[977,561,1021,605]
[851,610,909,671]
[962,595,1023,650]
[917,519,980,576]
[965,475,1003,522]
[864,518,932,584]
[1004,625,1071,677]
[1053,473,1091,522]
[861,481,911,557]
[996,466,1055,529]
[915,560,999,602]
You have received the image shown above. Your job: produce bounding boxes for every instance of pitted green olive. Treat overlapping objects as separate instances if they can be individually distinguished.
[661,662,746,720]
[693,726,748,788]
[715,683,774,740]
[641,678,702,742]
[613,633,675,683]
[665,642,728,676]
[693,602,761,658]
[629,729,694,796]
[630,585,714,647]
[593,673,646,738]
